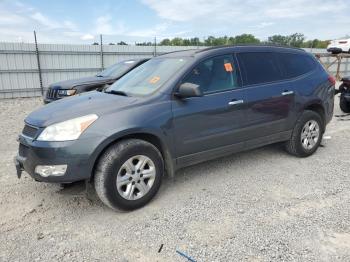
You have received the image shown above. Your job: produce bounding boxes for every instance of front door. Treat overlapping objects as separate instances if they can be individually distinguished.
[171,54,247,167]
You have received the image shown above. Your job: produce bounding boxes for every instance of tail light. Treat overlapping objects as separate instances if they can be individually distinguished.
[328,75,336,86]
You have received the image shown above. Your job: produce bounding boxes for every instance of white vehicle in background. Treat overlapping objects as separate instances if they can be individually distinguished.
[327,38,350,54]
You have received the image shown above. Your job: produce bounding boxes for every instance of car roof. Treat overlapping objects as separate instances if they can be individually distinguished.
[159,45,307,59]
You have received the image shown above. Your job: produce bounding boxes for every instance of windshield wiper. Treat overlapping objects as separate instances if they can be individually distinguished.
[96,74,104,77]
[104,90,129,96]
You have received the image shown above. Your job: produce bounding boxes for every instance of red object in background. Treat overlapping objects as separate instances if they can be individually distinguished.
[328,75,336,86]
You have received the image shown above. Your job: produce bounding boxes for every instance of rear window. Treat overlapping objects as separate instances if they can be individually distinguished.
[237,52,283,86]
[277,53,316,78]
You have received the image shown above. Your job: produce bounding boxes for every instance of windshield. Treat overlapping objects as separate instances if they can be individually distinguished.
[97,60,137,78]
[106,57,188,96]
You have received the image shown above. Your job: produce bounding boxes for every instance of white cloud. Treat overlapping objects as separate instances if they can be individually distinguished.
[94,15,126,35]
[80,34,95,40]
[142,0,350,40]
[0,0,349,43]
[143,0,347,22]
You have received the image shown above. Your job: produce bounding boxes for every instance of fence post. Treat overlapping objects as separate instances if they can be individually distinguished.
[100,34,104,70]
[34,31,43,96]
[154,36,157,57]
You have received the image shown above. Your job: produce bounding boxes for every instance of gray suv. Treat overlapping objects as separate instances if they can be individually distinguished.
[15,45,335,211]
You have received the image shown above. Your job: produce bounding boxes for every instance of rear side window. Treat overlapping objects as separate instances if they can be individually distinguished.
[237,52,283,86]
[278,53,316,78]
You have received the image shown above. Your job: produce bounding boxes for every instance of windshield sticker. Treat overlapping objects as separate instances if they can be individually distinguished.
[149,76,160,84]
[224,63,233,72]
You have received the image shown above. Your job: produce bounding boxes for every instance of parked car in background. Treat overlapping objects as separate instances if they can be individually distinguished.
[337,76,350,113]
[327,38,350,54]
[16,45,335,211]
[44,58,149,103]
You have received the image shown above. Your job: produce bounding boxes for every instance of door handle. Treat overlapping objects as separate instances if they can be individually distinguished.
[228,99,244,105]
[281,91,294,96]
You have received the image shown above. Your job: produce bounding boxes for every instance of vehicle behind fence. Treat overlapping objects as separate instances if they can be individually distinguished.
[0,42,349,99]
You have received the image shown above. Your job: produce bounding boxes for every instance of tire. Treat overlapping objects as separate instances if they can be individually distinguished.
[94,139,164,211]
[340,93,350,113]
[285,110,323,157]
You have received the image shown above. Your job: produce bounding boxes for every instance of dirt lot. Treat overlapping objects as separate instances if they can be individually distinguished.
[0,95,349,262]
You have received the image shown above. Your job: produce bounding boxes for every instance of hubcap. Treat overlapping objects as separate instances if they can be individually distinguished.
[301,120,320,150]
[116,155,156,200]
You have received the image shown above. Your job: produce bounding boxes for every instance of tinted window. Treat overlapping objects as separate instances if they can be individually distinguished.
[182,55,239,94]
[278,53,316,78]
[237,52,282,86]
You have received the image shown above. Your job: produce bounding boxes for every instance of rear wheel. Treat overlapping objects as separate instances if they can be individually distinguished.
[94,139,164,211]
[340,93,350,113]
[285,110,323,157]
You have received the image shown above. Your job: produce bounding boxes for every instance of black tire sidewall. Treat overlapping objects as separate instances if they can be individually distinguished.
[340,93,350,113]
[103,141,163,211]
[294,112,323,157]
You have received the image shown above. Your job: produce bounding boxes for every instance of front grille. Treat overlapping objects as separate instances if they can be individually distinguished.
[18,144,28,157]
[46,88,59,99]
[22,124,38,138]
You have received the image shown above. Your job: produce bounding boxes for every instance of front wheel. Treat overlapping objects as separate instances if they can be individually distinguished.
[285,110,323,157]
[94,139,164,211]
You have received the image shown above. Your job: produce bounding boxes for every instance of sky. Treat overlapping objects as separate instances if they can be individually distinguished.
[0,0,349,44]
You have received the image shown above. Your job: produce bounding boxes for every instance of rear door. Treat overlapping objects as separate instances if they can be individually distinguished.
[172,54,247,166]
[235,52,295,145]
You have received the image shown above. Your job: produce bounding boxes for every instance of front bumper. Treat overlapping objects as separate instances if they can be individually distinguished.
[43,97,61,104]
[15,134,103,183]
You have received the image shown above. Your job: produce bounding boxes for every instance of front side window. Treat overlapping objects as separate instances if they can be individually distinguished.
[237,52,283,86]
[107,58,188,96]
[182,55,239,94]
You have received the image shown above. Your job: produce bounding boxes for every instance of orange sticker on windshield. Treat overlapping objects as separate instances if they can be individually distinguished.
[149,76,160,84]
[224,63,233,72]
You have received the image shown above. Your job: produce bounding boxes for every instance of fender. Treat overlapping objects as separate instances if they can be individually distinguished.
[87,127,176,180]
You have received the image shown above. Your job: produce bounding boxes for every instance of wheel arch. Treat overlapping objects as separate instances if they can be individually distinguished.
[303,102,326,130]
[89,131,175,182]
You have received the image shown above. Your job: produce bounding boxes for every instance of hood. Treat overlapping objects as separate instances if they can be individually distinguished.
[50,76,114,89]
[26,91,139,127]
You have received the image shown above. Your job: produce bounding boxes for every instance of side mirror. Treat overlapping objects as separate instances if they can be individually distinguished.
[175,83,203,98]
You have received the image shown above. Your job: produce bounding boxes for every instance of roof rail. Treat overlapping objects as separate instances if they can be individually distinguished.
[159,48,199,56]
[195,44,305,53]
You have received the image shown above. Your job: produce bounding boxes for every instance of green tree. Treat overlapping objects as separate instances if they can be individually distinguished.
[288,33,305,47]
[268,33,305,47]
[171,37,184,46]
[268,35,289,46]
[234,34,260,44]
[159,38,171,45]
[302,39,329,49]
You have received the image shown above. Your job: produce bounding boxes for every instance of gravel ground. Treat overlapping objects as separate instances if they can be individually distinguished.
[0,95,349,262]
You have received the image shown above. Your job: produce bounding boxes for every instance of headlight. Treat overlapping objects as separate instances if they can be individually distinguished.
[58,89,76,97]
[37,114,98,141]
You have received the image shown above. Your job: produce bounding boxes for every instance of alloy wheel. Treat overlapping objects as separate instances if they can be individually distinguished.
[300,120,320,150]
[116,155,156,200]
